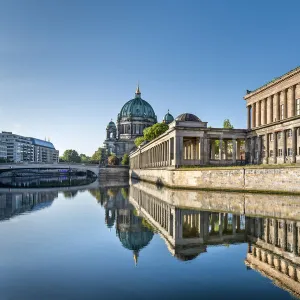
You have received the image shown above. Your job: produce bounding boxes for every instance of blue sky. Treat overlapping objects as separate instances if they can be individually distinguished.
[0,0,299,155]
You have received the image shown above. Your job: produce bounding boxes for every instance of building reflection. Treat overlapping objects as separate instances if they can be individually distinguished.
[91,187,154,265]
[246,216,300,296]
[129,184,246,261]
[0,190,57,221]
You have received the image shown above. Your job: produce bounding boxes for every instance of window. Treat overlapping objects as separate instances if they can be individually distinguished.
[270,133,274,141]
[279,221,283,229]
[288,223,293,232]
[269,150,273,157]
[287,243,293,252]
[277,132,281,139]
[287,129,292,138]
[281,104,284,120]
[288,148,293,156]
[278,149,283,156]
[297,99,300,116]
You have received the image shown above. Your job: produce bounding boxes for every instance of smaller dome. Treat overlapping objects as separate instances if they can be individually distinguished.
[176,113,201,122]
[107,119,116,129]
[163,110,174,124]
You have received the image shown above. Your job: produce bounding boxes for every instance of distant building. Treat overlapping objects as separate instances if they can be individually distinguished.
[103,86,158,159]
[0,132,59,163]
[0,141,7,161]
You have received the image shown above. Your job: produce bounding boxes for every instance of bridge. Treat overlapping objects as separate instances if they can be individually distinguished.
[0,163,100,177]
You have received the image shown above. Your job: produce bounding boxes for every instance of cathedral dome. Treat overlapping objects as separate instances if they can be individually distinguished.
[163,110,174,124]
[107,120,116,129]
[118,229,154,252]
[118,86,156,121]
[176,113,201,122]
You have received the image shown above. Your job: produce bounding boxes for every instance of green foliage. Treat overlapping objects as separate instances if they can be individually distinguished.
[134,136,145,147]
[91,147,107,164]
[134,123,168,147]
[121,187,128,199]
[223,119,234,129]
[62,149,81,163]
[0,158,7,163]
[121,153,129,165]
[80,154,91,163]
[108,154,118,165]
[143,123,169,141]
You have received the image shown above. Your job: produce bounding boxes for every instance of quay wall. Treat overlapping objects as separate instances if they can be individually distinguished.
[130,167,300,194]
[99,166,129,179]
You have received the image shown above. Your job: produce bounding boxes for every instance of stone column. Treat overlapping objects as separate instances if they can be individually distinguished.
[265,133,269,164]
[274,220,278,246]
[282,130,286,163]
[251,137,255,164]
[292,127,297,163]
[219,138,223,162]
[247,105,251,129]
[237,140,241,160]
[283,89,288,119]
[264,219,269,242]
[267,96,273,124]
[261,99,265,125]
[224,140,228,160]
[264,98,268,125]
[257,135,262,164]
[275,93,280,122]
[273,132,277,163]
[174,136,183,167]
[232,139,237,164]
[252,103,256,128]
[211,140,216,159]
[257,100,261,127]
[291,85,296,117]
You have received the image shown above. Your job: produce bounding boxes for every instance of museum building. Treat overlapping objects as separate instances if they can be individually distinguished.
[129,66,300,168]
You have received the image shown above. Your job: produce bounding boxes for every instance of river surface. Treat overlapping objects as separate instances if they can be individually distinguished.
[0,178,299,299]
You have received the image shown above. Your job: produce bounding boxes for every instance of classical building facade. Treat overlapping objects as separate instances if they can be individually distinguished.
[0,132,59,163]
[130,113,247,169]
[103,86,157,159]
[130,66,300,168]
[245,66,300,164]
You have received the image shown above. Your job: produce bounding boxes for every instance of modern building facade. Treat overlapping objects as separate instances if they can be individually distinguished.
[0,141,7,161]
[245,66,300,164]
[104,86,157,159]
[0,132,59,163]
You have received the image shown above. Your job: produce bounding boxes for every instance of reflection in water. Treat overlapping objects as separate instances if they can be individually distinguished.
[0,190,57,221]
[1,178,300,298]
[0,175,96,188]
[90,186,153,265]
[124,181,300,296]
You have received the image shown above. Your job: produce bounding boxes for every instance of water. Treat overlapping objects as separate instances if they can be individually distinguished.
[0,178,299,299]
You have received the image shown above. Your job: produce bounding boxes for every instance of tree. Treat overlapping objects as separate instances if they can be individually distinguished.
[223,119,234,129]
[134,136,145,147]
[134,123,168,146]
[143,123,169,141]
[121,153,129,165]
[62,150,81,163]
[91,147,107,164]
[108,154,118,166]
[80,154,90,163]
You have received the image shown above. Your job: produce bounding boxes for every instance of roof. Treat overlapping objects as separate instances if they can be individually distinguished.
[175,113,201,122]
[30,138,56,149]
[244,66,300,99]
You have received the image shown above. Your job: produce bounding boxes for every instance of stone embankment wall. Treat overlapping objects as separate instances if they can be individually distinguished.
[99,166,129,179]
[130,167,300,194]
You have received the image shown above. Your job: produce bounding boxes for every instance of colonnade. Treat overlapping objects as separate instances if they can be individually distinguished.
[247,127,299,164]
[249,244,300,282]
[210,138,243,163]
[247,84,300,129]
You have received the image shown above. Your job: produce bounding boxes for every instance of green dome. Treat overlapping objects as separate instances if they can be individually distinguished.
[163,110,174,124]
[118,88,156,121]
[107,120,116,129]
